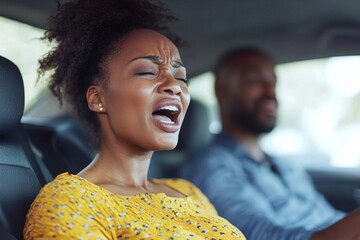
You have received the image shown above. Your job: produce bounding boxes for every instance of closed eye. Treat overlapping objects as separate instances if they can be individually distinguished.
[137,72,156,76]
[176,78,188,85]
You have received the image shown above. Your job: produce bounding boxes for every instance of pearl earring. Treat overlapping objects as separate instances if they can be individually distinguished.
[99,103,104,111]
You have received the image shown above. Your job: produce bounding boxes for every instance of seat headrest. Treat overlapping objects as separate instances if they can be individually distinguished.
[177,99,212,151]
[0,56,24,134]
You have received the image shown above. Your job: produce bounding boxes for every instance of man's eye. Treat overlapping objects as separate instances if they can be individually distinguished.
[246,73,262,84]
[249,77,262,84]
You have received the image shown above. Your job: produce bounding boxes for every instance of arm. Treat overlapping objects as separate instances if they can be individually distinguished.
[312,209,360,240]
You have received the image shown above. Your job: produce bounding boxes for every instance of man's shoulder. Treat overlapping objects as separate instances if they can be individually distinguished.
[181,136,244,177]
[188,139,233,163]
[272,157,308,174]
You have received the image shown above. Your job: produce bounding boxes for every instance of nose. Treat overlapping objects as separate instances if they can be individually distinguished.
[263,81,276,98]
[158,74,182,96]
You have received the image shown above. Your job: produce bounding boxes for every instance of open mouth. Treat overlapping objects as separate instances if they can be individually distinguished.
[152,105,180,124]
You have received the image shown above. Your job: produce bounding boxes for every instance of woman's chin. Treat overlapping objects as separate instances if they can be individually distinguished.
[160,143,177,151]
[151,137,178,151]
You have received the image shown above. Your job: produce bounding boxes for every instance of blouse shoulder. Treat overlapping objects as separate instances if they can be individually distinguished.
[24,172,112,239]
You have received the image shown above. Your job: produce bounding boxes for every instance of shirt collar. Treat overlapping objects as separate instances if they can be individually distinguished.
[215,132,274,165]
[214,132,248,157]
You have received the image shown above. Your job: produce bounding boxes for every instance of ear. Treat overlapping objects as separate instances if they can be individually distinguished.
[87,85,106,113]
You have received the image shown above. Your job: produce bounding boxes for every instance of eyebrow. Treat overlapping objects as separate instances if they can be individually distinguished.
[173,60,185,68]
[128,55,185,68]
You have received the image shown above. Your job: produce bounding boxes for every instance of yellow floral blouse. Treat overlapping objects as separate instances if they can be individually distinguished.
[24,173,245,239]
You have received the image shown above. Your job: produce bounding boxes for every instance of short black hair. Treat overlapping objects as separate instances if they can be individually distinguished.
[214,46,272,89]
[38,0,181,146]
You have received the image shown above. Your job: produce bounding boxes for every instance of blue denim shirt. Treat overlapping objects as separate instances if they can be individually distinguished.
[180,133,345,240]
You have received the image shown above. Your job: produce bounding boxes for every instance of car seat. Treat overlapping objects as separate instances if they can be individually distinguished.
[23,117,96,178]
[0,56,46,239]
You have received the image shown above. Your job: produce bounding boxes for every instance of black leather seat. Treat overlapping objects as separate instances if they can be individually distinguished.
[0,56,46,240]
[177,99,213,153]
[0,227,17,240]
[23,117,96,177]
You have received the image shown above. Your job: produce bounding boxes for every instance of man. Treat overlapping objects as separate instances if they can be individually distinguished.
[180,47,354,239]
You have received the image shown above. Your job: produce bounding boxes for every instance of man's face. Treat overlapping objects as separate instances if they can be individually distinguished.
[221,53,278,134]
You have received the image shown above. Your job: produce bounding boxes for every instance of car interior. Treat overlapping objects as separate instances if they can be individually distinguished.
[1,0,360,239]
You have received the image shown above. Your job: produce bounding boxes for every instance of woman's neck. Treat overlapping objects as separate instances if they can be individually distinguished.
[79,140,153,189]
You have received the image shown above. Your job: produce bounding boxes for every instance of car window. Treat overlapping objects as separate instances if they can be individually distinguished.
[189,56,360,169]
[0,16,51,111]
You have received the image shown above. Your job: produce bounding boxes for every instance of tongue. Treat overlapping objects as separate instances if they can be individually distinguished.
[153,114,173,123]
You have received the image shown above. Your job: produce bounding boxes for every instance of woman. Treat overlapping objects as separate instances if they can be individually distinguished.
[24,0,245,239]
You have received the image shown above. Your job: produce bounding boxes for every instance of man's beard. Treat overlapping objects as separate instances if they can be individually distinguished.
[232,97,277,135]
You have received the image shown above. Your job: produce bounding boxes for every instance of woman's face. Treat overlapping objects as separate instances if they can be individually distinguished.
[95,29,190,151]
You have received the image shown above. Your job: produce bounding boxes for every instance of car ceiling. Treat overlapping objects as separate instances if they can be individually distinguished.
[1,0,360,77]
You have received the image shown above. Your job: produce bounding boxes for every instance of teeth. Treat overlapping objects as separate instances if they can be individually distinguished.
[160,119,174,124]
[158,105,179,111]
